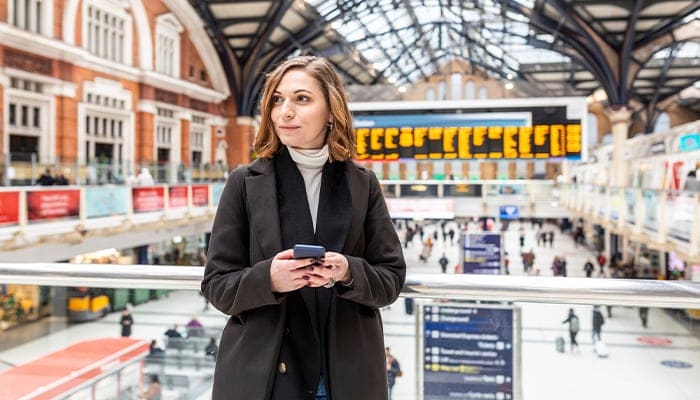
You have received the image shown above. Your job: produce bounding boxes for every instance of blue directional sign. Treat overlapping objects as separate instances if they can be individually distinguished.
[461,233,502,274]
[421,304,520,400]
[660,360,693,369]
[499,205,519,220]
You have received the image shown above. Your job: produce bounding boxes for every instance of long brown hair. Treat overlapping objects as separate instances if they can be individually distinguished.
[253,56,356,162]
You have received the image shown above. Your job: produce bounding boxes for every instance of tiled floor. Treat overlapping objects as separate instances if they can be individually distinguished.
[1,220,698,399]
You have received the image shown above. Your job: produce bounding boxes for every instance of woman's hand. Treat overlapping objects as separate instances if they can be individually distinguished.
[270,249,317,293]
[306,251,352,288]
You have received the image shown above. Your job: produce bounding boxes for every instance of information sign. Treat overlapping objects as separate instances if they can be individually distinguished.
[461,233,502,274]
[420,303,520,400]
[352,100,586,161]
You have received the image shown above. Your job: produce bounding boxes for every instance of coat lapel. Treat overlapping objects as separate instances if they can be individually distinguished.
[245,158,282,259]
[315,161,352,253]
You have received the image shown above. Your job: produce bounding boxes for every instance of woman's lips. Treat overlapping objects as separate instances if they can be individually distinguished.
[278,125,299,132]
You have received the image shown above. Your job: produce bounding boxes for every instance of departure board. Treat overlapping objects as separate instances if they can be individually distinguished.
[353,102,585,161]
[420,303,521,400]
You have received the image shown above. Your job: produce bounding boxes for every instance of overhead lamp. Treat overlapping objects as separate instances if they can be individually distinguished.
[388,76,397,84]
[506,73,513,80]
[398,85,407,93]
[504,82,514,90]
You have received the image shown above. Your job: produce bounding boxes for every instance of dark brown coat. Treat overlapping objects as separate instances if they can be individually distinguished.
[202,156,406,400]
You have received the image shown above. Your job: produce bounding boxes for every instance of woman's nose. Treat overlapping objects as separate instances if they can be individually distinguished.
[281,101,294,119]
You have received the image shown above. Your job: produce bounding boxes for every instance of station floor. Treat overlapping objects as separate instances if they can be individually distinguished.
[0,221,699,399]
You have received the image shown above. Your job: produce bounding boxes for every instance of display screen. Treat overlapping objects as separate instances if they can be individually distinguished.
[499,205,519,220]
[353,103,584,161]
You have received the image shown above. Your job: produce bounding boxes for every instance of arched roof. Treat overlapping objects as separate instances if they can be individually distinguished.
[191,0,699,124]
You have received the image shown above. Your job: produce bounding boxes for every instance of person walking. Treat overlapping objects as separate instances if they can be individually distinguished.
[119,307,133,337]
[639,307,649,328]
[583,258,595,278]
[438,253,449,273]
[562,308,580,352]
[592,306,605,342]
[596,252,607,276]
[140,374,161,400]
[201,56,406,400]
[385,347,402,400]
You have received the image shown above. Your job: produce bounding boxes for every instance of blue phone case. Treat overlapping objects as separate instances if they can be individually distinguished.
[293,244,325,259]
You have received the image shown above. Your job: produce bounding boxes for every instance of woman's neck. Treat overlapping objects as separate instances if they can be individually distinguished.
[287,145,328,168]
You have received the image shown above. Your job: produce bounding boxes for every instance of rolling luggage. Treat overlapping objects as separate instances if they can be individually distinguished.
[594,340,609,358]
[555,336,565,353]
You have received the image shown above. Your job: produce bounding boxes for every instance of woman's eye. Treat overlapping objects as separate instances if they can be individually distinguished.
[297,95,310,103]
[272,95,283,104]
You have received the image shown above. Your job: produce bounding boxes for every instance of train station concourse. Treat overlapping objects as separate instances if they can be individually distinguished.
[0,1,699,399]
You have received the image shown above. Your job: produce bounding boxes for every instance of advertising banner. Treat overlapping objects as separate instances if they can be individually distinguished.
[168,186,188,209]
[27,189,80,221]
[191,185,209,206]
[85,187,129,218]
[132,187,165,213]
[0,191,20,225]
[461,233,502,274]
[420,303,520,400]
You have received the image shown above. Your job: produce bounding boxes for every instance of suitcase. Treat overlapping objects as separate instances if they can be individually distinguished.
[594,340,609,358]
[555,336,565,353]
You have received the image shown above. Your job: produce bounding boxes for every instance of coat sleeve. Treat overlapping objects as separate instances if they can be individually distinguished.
[337,171,406,308]
[201,167,280,316]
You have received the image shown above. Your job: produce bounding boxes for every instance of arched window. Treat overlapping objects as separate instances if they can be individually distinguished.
[653,112,670,133]
[450,73,462,100]
[465,81,475,99]
[425,88,436,101]
[478,86,488,99]
[437,82,446,100]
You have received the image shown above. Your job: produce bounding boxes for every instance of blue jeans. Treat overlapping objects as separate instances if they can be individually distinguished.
[316,379,328,400]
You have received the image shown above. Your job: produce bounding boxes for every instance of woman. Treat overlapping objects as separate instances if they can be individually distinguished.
[385,347,402,400]
[141,374,161,400]
[202,56,405,400]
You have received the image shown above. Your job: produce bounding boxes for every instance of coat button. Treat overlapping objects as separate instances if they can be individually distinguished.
[278,362,287,374]
[285,328,290,336]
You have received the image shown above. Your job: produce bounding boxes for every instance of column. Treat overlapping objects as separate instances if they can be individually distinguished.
[137,110,155,165]
[229,116,256,167]
[180,117,191,167]
[607,106,632,187]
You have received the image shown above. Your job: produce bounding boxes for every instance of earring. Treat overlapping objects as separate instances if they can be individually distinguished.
[327,121,333,130]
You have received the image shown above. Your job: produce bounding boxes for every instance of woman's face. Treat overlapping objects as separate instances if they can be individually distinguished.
[270,69,331,149]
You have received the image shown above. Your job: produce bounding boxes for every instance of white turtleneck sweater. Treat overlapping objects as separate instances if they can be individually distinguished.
[286,145,328,231]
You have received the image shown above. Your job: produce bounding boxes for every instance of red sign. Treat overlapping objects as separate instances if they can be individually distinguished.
[27,189,80,221]
[132,187,165,212]
[0,192,20,225]
[169,186,188,209]
[191,185,209,206]
[637,336,673,346]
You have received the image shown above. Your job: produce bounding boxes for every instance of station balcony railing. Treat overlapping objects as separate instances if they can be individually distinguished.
[0,264,699,400]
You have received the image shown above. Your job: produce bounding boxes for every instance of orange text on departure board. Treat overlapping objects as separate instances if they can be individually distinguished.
[355,124,582,160]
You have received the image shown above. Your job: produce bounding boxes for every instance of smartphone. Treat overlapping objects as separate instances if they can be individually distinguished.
[293,244,325,259]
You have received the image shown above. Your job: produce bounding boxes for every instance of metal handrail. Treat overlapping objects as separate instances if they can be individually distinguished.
[1,263,699,308]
